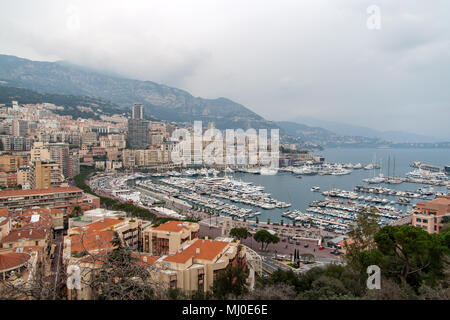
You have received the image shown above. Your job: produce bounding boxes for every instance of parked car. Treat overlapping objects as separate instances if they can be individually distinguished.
[318,246,325,250]
[296,241,300,245]
[281,238,287,242]
[304,243,309,248]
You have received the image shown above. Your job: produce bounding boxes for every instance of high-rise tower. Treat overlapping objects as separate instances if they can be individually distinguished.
[127,103,150,149]
[131,103,144,120]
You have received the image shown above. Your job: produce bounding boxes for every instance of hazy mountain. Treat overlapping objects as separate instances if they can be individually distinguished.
[276,121,336,139]
[276,121,389,148]
[295,117,441,143]
[0,85,126,120]
[0,54,277,130]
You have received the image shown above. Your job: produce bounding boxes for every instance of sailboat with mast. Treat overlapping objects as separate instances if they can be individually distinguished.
[363,154,385,184]
[386,155,402,184]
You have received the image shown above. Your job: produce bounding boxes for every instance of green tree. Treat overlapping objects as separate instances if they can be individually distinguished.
[229,227,250,241]
[371,225,449,287]
[254,230,280,251]
[212,265,249,299]
[297,276,350,300]
[344,209,380,271]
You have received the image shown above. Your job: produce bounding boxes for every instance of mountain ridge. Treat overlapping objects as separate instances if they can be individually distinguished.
[0,54,277,130]
[296,116,441,143]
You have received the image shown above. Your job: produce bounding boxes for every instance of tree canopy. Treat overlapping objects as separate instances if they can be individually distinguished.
[253,230,280,251]
[229,227,250,240]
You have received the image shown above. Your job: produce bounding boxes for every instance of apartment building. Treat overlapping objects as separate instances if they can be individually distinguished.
[0,155,28,172]
[142,221,199,255]
[16,166,30,187]
[1,228,51,250]
[48,143,70,178]
[0,187,85,211]
[29,160,63,189]
[0,136,31,151]
[153,237,247,293]
[67,217,143,252]
[99,134,126,149]
[81,131,98,146]
[412,195,450,234]
[122,149,171,168]
[30,141,51,161]
[64,219,247,299]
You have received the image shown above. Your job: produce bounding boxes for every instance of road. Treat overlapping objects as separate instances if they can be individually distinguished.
[51,230,64,299]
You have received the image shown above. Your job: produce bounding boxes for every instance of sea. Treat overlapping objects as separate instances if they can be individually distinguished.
[220,148,450,223]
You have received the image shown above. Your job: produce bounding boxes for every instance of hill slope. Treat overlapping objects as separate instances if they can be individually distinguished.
[0,54,277,130]
[0,85,125,120]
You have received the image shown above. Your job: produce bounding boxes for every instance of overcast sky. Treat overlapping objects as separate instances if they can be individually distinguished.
[1,0,449,139]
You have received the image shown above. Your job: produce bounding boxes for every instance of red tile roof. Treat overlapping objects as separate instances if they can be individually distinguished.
[1,228,49,244]
[0,252,31,272]
[0,208,8,217]
[0,187,82,198]
[72,218,123,233]
[153,220,191,233]
[70,230,115,253]
[131,252,160,266]
[164,239,229,264]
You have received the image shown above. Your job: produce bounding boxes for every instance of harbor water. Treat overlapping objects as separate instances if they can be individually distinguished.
[219,148,450,223]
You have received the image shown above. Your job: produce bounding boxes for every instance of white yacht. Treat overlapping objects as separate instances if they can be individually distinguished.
[260,167,278,175]
[363,174,385,184]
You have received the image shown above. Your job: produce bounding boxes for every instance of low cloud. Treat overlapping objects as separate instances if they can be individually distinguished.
[0,0,449,139]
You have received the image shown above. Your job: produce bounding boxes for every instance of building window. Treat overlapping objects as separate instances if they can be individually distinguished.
[198,273,204,290]
[422,219,428,223]
[416,218,421,222]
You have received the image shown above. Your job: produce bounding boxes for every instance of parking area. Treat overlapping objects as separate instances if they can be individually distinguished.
[199,223,341,261]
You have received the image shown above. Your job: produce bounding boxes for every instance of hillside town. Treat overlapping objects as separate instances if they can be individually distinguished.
[0,100,448,301]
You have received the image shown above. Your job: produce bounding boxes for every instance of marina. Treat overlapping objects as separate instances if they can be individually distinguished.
[89,148,449,237]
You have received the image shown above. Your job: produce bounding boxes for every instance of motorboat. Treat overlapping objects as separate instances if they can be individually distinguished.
[260,167,278,175]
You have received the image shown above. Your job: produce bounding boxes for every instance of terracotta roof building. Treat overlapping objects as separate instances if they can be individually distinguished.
[0,252,31,280]
[0,187,83,210]
[143,220,199,255]
[412,195,450,234]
